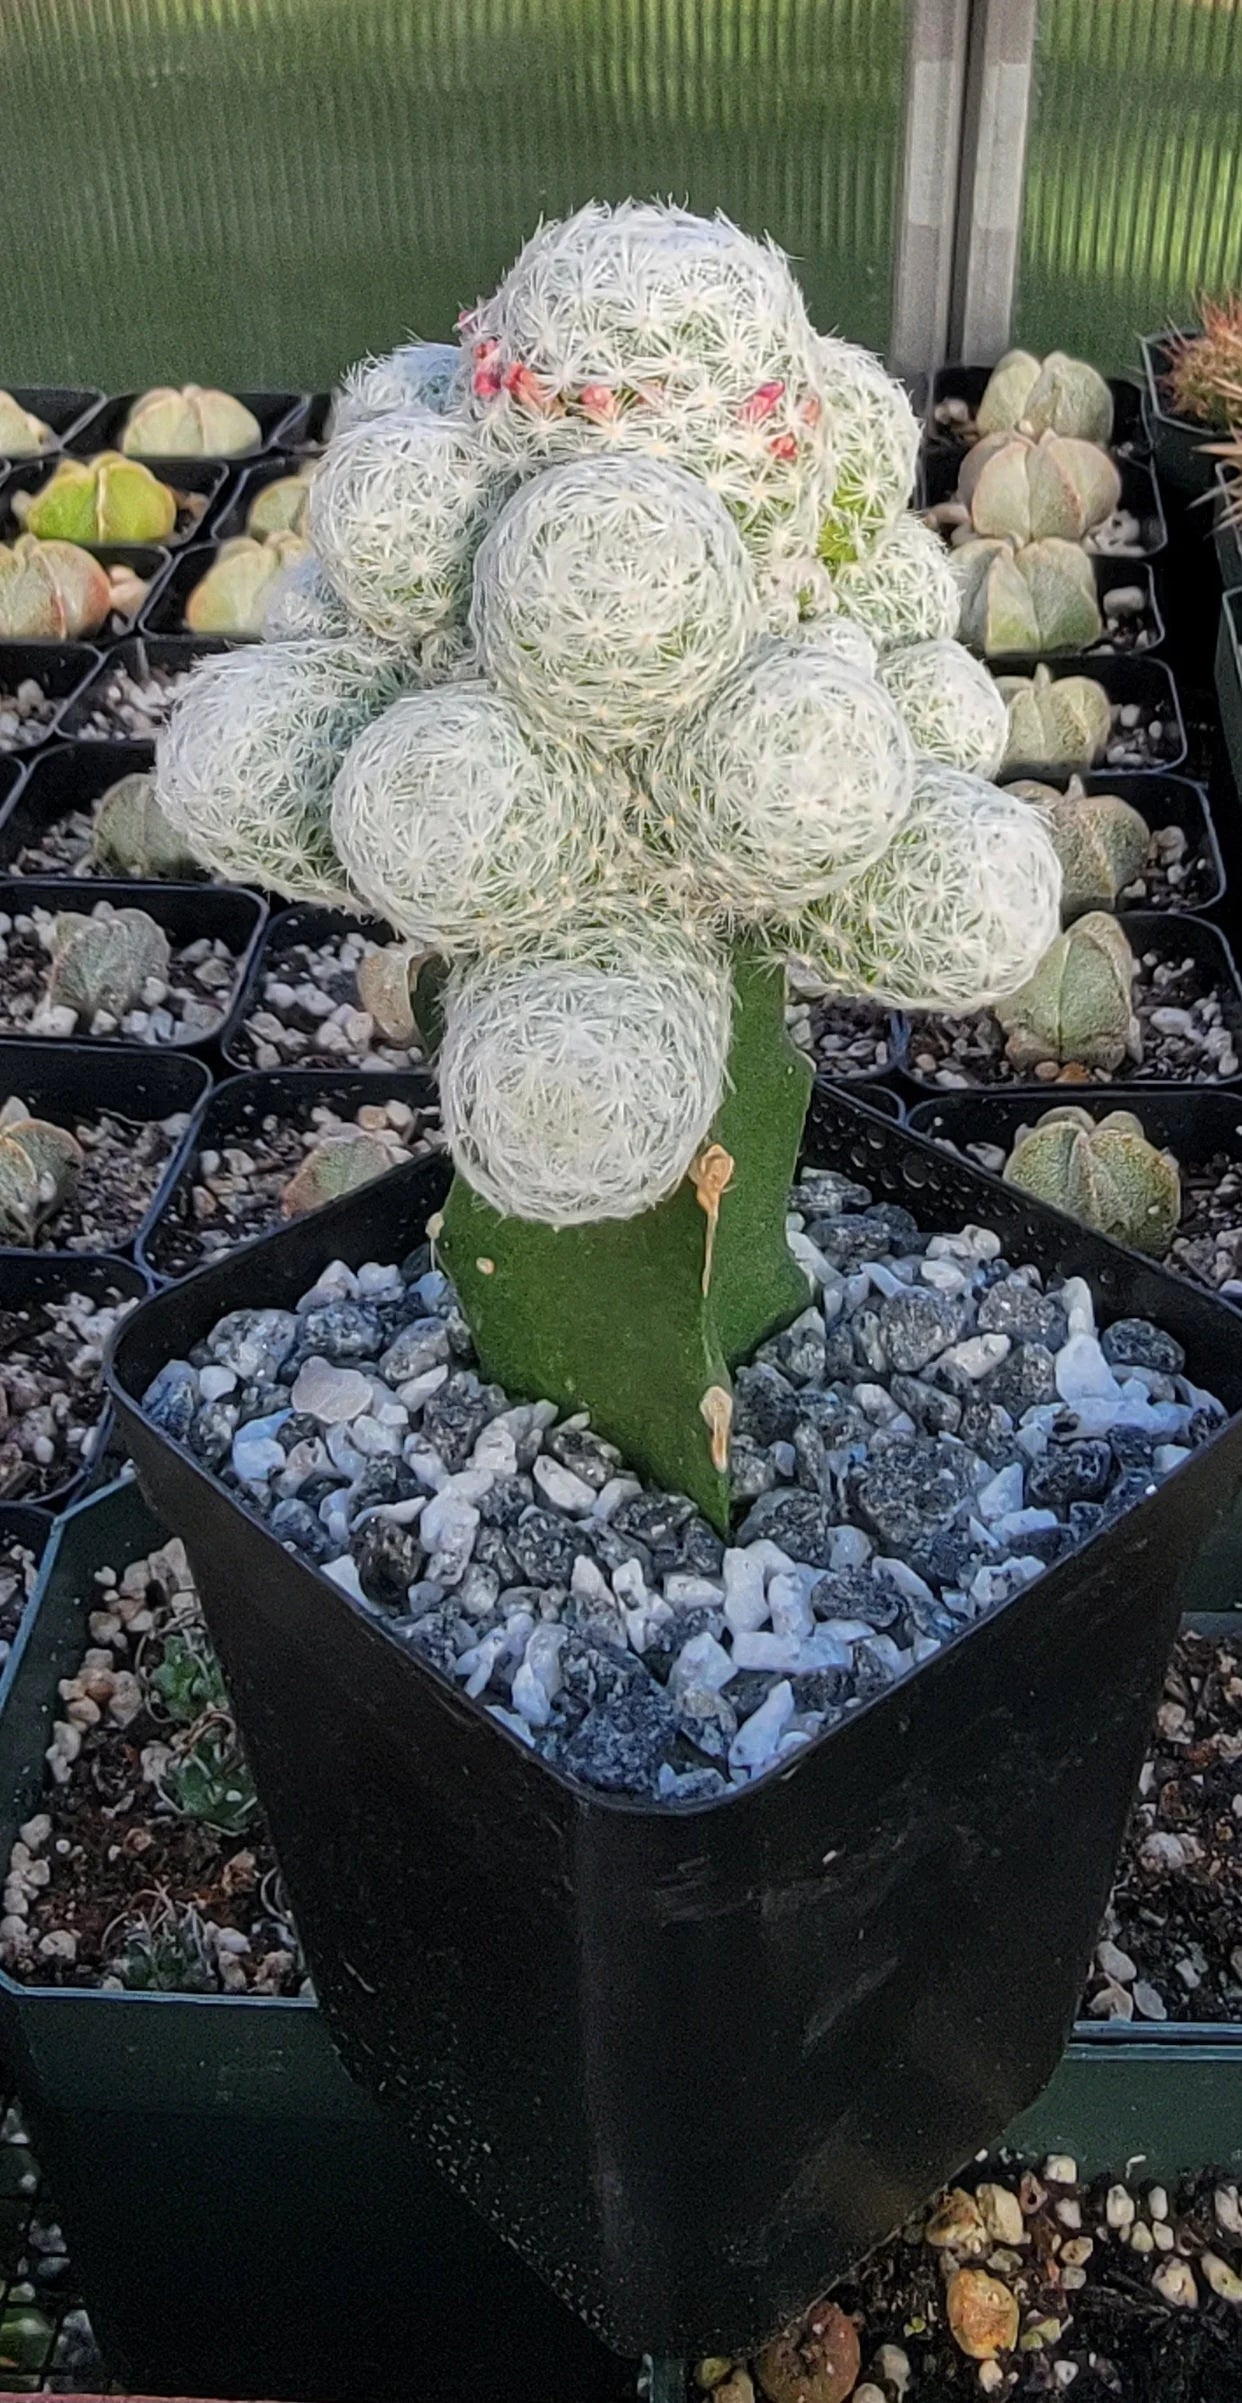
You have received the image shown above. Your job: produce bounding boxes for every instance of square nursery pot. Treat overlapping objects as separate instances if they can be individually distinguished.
[57,635,237,747]
[0,388,105,463]
[223,903,414,1075]
[0,1039,210,1256]
[1215,463,1242,594]
[138,543,251,640]
[0,643,103,756]
[0,877,267,1054]
[1216,588,1242,800]
[994,769,1225,916]
[961,556,1164,669]
[900,909,1242,1102]
[136,1063,440,1284]
[924,402,1166,573]
[0,459,233,556]
[1140,333,1222,500]
[994,652,1186,779]
[0,1502,53,1667]
[2,1251,149,1510]
[0,1480,638,2403]
[67,391,307,464]
[0,741,165,877]
[905,1086,1242,1311]
[106,1084,1242,2358]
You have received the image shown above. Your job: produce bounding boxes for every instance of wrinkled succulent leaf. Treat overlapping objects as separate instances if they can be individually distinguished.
[121,390,200,455]
[1043,787,1149,916]
[1023,354,1114,445]
[91,772,202,878]
[46,908,172,1021]
[975,350,1041,438]
[997,911,1138,1072]
[280,1131,397,1218]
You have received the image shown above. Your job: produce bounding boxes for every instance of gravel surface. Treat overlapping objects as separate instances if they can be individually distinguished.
[0,903,241,1045]
[0,680,63,752]
[0,1285,134,1502]
[0,1092,191,1251]
[232,926,427,1070]
[148,1090,444,1277]
[0,1531,42,1668]
[910,946,1239,1092]
[69,663,201,741]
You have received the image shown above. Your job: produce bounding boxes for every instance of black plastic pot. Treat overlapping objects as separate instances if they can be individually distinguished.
[902,909,1242,1100]
[57,634,238,744]
[0,1478,637,2403]
[1216,588,1242,799]
[923,445,1166,574]
[107,1084,1242,2356]
[995,653,1187,779]
[67,391,306,464]
[930,363,1150,462]
[3,1253,148,1509]
[0,1039,210,1255]
[1140,333,1221,500]
[905,1086,1242,1296]
[996,769,1225,915]
[0,389,105,461]
[292,393,331,451]
[0,754,22,820]
[956,555,1164,668]
[0,1503,53,1667]
[0,741,163,875]
[0,458,232,556]
[212,455,313,543]
[0,643,103,752]
[0,876,266,1053]
[223,902,397,1073]
[137,1064,439,1282]
[1214,462,1242,595]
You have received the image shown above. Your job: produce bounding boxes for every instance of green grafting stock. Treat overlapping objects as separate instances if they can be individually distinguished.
[440,945,812,1530]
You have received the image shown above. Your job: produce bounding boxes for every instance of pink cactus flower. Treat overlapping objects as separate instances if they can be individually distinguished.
[579,383,620,423]
[738,380,786,426]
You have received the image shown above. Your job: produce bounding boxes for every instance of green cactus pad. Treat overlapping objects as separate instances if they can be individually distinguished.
[440,946,812,1529]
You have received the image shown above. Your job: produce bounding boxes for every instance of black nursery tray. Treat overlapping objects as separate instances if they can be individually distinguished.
[1216,589,1242,800]
[137,542,260,640]
[57,634,236,745]
[929,362,1150,462]
[0,741,163,877]
[0,876,266,1052]
[0,1038,210,1255]
[67,390,306,464]
[996,652,1187,778]
[0,458,232,557]
[1215,460,1242,594]
[2,1252,149,1509]
[107,1085,1242,2355]
[0,642,103,754]
[903,910,1242,1097]
[1140,332,1221,500]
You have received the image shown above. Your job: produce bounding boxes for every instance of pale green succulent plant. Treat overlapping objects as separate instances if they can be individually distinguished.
[0,1109,83,1241]
[997,664,1112,773]
[246,468,316,540]
[20,453,177,544]
[1004,1105,1180,1256]
[184,532,310,636]
[121,386,262,458]
[996,911,1139,1075]
[0,392,53,456]
[0,536,113,639]
[45,908,171,1023]
[956,431,1121,546]
[1008,775,1149,917]
[90,772,202,879]
[953,537,1102,657]
[975,349,1115,446]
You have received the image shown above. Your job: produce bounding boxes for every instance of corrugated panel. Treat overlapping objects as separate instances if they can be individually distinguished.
[0,0,905,388]
[1015,0,1242,372]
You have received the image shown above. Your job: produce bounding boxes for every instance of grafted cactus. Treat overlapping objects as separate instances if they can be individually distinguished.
[876,638,1009,774]
[20,453,177,544]
[1008,776,1149,915]
[976,349,1114,445]
[329,341,464,435]
[45,907,171,1024]
[1004,1106,1180,1255]
[121,386,262,457]
[997,912,1139,1075]
[0,1110,83,1241]
[154,199,1061,1522]
[953,537,1102,657]
[0,393,53,456]
[998,665,1112,773]
[955,431,1120,543]
[0,537,112,639]
[185,532,309,636]
[90,772,202,879]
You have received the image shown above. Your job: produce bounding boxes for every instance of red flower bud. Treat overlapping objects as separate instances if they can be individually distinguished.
[739,379,786,425]
[579,383,620,423]
[767,431,799,462]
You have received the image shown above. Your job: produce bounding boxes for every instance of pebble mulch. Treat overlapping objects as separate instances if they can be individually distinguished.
[0,903,240,1045]
[909,947,1239,1093]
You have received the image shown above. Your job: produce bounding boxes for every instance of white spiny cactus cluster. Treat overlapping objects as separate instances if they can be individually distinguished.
[157,199,1061,1226]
